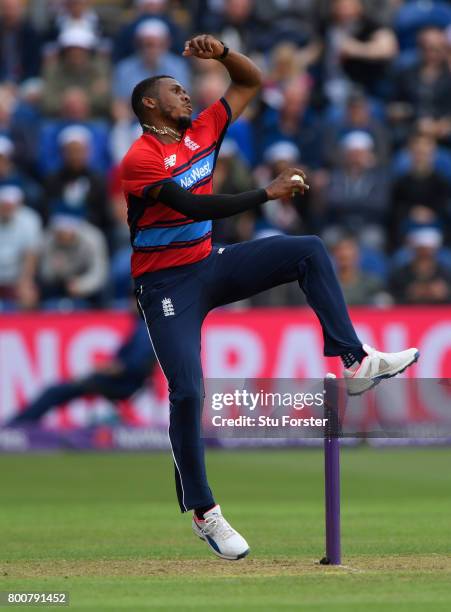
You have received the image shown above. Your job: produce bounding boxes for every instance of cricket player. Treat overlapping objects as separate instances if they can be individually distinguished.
[121,34,419,561]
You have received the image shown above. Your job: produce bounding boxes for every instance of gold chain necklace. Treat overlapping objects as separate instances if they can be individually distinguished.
[143,124,182,142]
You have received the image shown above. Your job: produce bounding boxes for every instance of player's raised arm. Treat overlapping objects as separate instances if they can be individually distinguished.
[183,34,262,122]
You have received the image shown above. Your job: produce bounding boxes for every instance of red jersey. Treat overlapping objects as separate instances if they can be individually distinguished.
[120,97,231,277]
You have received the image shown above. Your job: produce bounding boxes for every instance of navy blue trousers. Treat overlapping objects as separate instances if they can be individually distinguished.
[135,236,362,512]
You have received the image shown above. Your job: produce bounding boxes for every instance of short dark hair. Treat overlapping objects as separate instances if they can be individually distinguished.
[131,75,172,123]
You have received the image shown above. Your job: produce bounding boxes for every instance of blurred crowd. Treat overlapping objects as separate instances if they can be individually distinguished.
[0,0,451,311]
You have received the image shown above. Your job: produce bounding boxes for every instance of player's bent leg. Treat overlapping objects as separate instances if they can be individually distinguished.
[210,237,419,394]
[286,235,363,356]
[289,237,419,388]
[291,238,419,392]
[211,236,362,355]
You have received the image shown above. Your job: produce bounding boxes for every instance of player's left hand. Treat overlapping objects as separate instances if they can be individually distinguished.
[183,35,225,60]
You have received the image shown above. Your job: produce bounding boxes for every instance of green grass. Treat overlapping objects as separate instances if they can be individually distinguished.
[0,448,450,610]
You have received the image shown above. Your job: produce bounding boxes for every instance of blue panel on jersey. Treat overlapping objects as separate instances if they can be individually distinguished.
[173,151,215,190]
[134,220,212,248]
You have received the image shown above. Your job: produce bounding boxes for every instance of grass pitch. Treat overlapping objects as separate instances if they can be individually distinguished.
[1,448,450,610]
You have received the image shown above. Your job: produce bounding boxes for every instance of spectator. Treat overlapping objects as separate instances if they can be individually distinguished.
[42,27,111,118]
[45,126,112,234]
[205,0,260,54]
[390,133,450,249]
[394,0,451,52]
[321,0,398,105]
[212,139,257,244]
[257,75,323,169]
[323,89,390,166]
[265,43,306,95]
[61,86,92,122]
[213,139,256,196]
[113,19,190,110]
[110,119,142,165]
[0,185,41,310]
[263,40,322,103]
[38,215,109,308]
[392,130,451,185]
[0,133,14,167]
[324,131,389,249]
[390,227,451,304]
[38,88,111,176]
[206,0,316,56]
[362,0,401,25]
[390,205,451,271]
[0,135,43,215]
[252,0,320,54]
[389,27,451,145]
[9,79,44,170]
[107,167,132,300]
[193,66,229,109]
[330,233,388,305]
[256,141,312,236]
[0,0,41,84]
[0,85,34,170]
[45,0,102,42]
[113,0,187,62]
[107,165,130,252]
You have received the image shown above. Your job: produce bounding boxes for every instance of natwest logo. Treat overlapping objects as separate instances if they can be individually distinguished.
[180,159,211,188]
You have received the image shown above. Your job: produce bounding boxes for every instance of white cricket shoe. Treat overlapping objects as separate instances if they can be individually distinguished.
[344,344,420,396]
[192,505,250,561]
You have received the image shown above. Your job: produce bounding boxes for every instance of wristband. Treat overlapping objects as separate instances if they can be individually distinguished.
[218,41,229,60]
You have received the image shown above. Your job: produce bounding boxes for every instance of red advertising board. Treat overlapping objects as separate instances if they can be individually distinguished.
[0,307,450,427]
